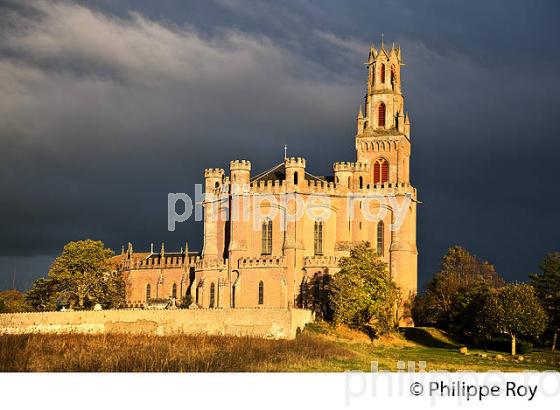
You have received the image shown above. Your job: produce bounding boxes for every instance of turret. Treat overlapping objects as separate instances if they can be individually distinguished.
[229,160,251,192]
[204,168,225,192]
[284,157,306,191]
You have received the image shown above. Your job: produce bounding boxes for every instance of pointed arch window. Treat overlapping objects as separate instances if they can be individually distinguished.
[377,221,384,256]
[314,221,324,255]
[378,102,386,127]
[258,281,264,305]
[373,158,389,184]
[261,218,272,255]
[171,283,177,299]
[390,65,395,89]
[209,282,215,308]
[146,284,151,302]
[380,63,385,83]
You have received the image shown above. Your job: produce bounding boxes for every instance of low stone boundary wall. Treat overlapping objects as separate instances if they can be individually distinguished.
[0,308,314,340]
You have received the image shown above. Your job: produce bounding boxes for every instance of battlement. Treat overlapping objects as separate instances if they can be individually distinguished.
[353,181,416,196]
[121,255,198,270]
[238,256,285,269]
[333,161,370,173]
[230,159,251,171]
[304,255,340,268]
[250,179,286,194]
[195,258,227,271]
[284,157,306,168]
[304,179,336,194]
[204,168,225,178]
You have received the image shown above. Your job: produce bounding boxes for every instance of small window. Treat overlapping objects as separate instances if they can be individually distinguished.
[347,176,351,188]
[258,281,264,305]
[294,171,299,185]
[378,103,386,127]
[209,282,215,308]
[171,283,177,299]
[214,181,219,188]
[146,284,151,302]
[377,221,384,256]
[314,221,324,255]
[359,176,363,189]
[261,218,272,255]
[390,65,395,89]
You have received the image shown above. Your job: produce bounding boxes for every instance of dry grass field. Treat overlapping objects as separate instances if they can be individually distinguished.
[1,324,559,372]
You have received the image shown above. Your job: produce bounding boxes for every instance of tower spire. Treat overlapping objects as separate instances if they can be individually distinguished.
[381,32,384,49]
[284,144,287,160]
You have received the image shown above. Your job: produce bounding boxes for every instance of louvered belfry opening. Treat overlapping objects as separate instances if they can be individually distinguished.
[378,102,386,127]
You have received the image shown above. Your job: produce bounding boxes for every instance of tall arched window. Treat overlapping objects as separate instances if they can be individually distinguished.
[373,158,389,183]
[380,63,385,83]
[258,281,264,305]
[261,218,272,255]
[377,221,384,256]
[390,65,395,89]
[209,282,215,308]
[314,221,324,255]
[171,283,177,299]
[378,102,386,127]
[146,284,151,302]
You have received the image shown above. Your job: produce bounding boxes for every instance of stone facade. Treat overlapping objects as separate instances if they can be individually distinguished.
[117,41,418,309]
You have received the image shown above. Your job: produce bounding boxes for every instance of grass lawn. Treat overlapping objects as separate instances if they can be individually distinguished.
[1,324,559,372]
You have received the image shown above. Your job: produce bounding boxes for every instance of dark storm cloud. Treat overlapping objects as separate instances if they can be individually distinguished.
[0,0,559,289]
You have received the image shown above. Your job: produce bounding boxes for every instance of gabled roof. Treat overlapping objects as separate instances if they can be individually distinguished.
[251,162,326,183]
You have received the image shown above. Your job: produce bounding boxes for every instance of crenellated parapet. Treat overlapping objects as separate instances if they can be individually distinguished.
[304,255,340,268]
[305,179,336,194]
[352,181,416,196]
[195,258,227,272]
[204,168,225,178]
[122,255,198,270]
[238,256,285,269]
[333,161,370,173]
[284,157,306,168]
[230,159,251,171]
[250,179,286,194]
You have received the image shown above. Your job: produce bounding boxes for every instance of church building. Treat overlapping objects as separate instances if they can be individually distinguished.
[116,41,418,309]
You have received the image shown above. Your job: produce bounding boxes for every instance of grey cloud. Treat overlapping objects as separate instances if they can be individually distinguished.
[0,0,559,289]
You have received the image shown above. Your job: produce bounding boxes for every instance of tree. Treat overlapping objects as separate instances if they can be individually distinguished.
[330,242,399,338]
[0,290,26,313]
[530,252,560,351]
[478,284,547,355]
[413,246,503,329]
[25,277,58,311]
[26,240,124,310]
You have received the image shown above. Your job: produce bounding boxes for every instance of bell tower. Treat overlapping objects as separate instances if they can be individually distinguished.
[356,40,411,185]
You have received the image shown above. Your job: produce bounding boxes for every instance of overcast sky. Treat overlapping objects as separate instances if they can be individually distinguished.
[1,0,559,290]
